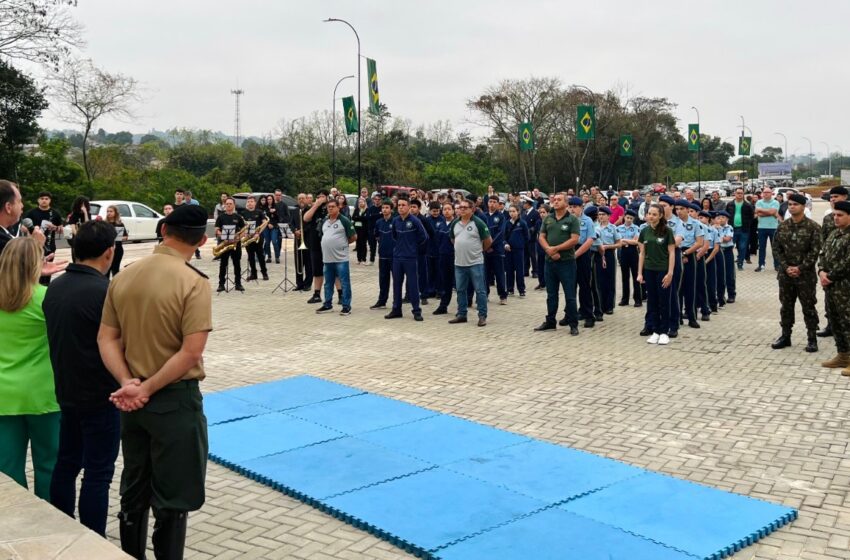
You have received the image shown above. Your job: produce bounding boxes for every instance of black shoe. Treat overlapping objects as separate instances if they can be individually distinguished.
[234,284,245,292]
[771,334,791,349]
[806,336,818,353]
[603,310,614,315]
[413,313,424,322]
[217,284,225,292]
[679,318,684,326]
[531,272,537,278]
[668,331,678,338]
[727,297,735,303]
[817,325,833,337]
[275,258,280,264]
[634,302,642,307]
[266,257,271,263]
[618,301,629,307]
[448,316,468,324]
[754,266,764,272]
[478,317,487,327]
[710,306,718,313]
[370,302,387,310]
[152,508,188,560]
[119,510,149,560]
[640,328,652,336]
[316,304,333,314]
[433,307,448,315]
[558,317,569,327]
[402,297,410,304]
[688,320,700,329]
[384,310,403,319]
[701,314,711,321]
[307,294,322,304]
[570,326,579,336]
[246,274,258,281]
[420,298,429,305]
[594,315,604,322]
[534,321,556,331]
[584,319,595,328]
[340,306,351,316]
[262,273,269,281]
[534,285,545,291]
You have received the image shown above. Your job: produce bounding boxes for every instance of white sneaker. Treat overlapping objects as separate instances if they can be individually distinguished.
[647,333,660,344]
[658,334,670,345]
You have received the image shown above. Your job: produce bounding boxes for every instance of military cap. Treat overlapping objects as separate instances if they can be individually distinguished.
[699,210,711,218]
[829,186,848,196]
[583,206,599,217]
[673,199,690,208]
[163,204,208,229]
[788,193,807,205]
[689,202,702,212]
[659,195,675,205]
[625,209,638,218]
[834,201,850,214]
[716,210,730,218]
[568,196,583,206]
[598,206,612,215]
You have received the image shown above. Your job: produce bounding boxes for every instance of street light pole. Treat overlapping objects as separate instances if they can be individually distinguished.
[773,132,788,162]
[324,18,361,191]
[820,142,832,177]
[331,74,354,189]
[691,106,700,197]
[802,137,813,179]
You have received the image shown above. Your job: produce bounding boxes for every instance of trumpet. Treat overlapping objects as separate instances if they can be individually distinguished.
[295,208,307,276]
[243,220,269,248]
[212,226,248,257]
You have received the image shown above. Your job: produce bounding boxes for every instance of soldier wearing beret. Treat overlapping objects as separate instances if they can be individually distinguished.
[819,200,850,374]
[771,193,821,352]
[98,204,212,559]
[817,186,849,338]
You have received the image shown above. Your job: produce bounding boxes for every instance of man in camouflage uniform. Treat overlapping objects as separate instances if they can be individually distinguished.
[818,200,850,374]
[771,194,821,352]
[817,186,849,338]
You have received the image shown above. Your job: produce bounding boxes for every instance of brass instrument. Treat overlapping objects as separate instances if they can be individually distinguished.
[243,220,269,248]
[295,207,307,275]
[212,226,248,257]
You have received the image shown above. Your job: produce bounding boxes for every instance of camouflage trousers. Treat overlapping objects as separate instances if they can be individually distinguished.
[825,283,850,353]
[777,273,819,334]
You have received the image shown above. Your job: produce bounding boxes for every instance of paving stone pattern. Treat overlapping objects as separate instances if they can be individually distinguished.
[47,201,850,559]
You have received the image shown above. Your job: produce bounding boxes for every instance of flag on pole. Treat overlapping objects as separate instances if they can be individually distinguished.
[366,58,380,115]
[518,122,534,151]
[576,105,595,140]
[688,124,700,152]
[620,134,633,157]
[738,136,752,156]
[342,96,358,135]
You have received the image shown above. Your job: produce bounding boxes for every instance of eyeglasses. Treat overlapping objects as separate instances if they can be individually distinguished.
[459,205,471,209]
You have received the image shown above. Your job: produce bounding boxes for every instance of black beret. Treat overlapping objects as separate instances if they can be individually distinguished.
[568,196,583,206]
[659,195,675,205]
[583,206,598,217]
[834,201,850,214]
[598,206,612,215]
[163,204,208,229]
[716,211,730,218]
[673,199,690,208]
[829,186,849,197]
[698,210,711,218]
[625,209,638,218]
[788,194,807,205]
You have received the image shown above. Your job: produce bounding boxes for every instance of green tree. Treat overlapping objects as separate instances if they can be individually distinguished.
[0,60,48,179]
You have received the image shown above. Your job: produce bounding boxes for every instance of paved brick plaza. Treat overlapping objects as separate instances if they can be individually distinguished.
[77,200,850,559]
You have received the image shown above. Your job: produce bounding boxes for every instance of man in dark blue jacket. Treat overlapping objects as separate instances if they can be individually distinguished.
[523,199,541,278]
[410,200,432,304]
[425,202,442,299]
[433,202,456,315]
[385,198,427,321]
[484,197,508,304]
[364,194,383,264]
[370,201,395,309]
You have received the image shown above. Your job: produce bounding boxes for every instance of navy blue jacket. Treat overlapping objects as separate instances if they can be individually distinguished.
[374,217,395,259]
[524,208,541,238]
[415,213,434,256]
[506,219,530,250]
[425,214,441,256]
[390,214,427,259]
[364,206,382,237]
[435,219,455,256]
[484,211,507,255]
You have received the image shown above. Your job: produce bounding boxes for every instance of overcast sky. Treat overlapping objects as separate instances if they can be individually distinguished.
[36,0,849,158]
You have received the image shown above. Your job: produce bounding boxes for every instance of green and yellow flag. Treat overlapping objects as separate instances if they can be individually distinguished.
[518,122,534,151]
[738,136,751,156]
[620,134,633,157]
[688,124,700,152]
[576,104,595,140]
[366,58,380,115]
[342,96,358,135]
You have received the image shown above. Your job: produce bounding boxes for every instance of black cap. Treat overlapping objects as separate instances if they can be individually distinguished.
[625,209,637,218]
[829,186,849,197]
[788,193,807,205]
[834,200,850,214]
[162,204,208,229]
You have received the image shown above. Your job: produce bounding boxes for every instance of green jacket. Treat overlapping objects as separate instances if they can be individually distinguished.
[773,217,821,274]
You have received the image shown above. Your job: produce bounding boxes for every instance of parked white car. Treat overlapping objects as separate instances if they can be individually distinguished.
[63,200,164,241]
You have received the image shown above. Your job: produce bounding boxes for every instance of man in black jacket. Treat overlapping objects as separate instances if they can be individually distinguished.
[43,220,119,536]
[725,187,755,271]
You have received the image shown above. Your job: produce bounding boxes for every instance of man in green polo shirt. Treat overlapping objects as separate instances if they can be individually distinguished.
[535,192,581,334]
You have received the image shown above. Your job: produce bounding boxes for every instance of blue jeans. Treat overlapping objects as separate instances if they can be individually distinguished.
[265,226,281,260]
[50,406,120,536]
[757,228,778,269]
[323,261,351,307]
[545,258,578,326]
[455,264,487,318]
[733,227,749,267]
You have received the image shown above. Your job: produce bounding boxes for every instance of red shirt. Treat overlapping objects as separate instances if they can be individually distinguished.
[609,204,624,226]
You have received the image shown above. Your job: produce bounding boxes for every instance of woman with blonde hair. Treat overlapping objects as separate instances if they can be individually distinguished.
[0,237,60,499]
[105,205,129,278]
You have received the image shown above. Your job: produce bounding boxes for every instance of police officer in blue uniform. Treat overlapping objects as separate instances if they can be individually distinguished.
[432,202,456,315]
[595,206,620,314]
[716,210,735,304]
[691,204,711,321]
[571,197,598,327]
[484,196,508,304]
[385,197,428,321]
[701,211,721,313]
[676,200,703,328]
[523,198,541,278]
[425,202,442,299]
[617,209,642,307]
[370,200,395,309]
[584,206,605,322]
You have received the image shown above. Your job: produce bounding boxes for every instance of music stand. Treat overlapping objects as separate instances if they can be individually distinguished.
[216,230,242,295]
[272,223,297,294]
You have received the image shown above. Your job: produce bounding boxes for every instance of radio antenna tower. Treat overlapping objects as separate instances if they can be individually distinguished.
[231,87,244,147]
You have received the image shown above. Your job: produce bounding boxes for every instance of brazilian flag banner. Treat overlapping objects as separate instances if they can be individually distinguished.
[518,122,534,151]
[620,134,633,157]
[576,104,595,140]
[367,58,380,115]
[738,136,751,156]
[342,96,358,135]
[688,124,700,152]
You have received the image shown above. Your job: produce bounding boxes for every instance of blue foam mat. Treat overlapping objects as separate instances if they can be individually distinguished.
[203,392,269,425]
[357,414,530,465]
[208,412,342,464]
[438,507,698,560]
[446,439,645,504]
[286,393,438,435]
[221,375,363,412]
[324,467,545,553]
[241,436,433,500]
[561,472,797,560]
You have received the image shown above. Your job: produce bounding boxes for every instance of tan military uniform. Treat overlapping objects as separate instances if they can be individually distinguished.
[102,245,212,380]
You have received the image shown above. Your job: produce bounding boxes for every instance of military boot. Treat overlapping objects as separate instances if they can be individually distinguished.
[771,332,792,349]
[805,333,818,353]
[152,508,187,560]
[118,510,149,560]
[821,353,850,369]
[842,366,850,377]
[817,324,833,337]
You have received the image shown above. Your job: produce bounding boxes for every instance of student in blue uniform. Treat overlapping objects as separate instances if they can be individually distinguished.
[658,195,682,337]
[676,200,703,329]
[504,205,529,297]
[483,196,508,304]
[370,201,395,309]
[385,197,428,321]
[432,203,456,315]
[523,199,541,278]
[534,205,549,291]
[425,202,442,299]
[701,211,720,313]
[364,194,382,264]
[571,197,598,328]
[595,206,620,314]
[409,200,432,305]
[692,205,711,321]
[617,209,642,307]
[716,211,735,304]
[584,206,605,322]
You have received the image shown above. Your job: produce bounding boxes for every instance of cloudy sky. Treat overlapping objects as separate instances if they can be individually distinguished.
[36,0,849,158]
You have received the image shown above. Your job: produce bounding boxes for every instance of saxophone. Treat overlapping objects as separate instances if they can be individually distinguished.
[243,219,269,248]
[212,226,248,257]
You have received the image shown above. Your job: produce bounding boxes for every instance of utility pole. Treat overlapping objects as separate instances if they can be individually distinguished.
[231,88,244,147]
